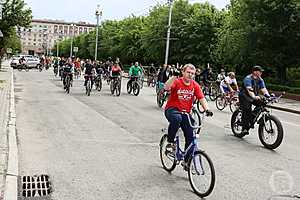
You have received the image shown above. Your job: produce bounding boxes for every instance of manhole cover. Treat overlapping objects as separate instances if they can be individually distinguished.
[19,175,52,199]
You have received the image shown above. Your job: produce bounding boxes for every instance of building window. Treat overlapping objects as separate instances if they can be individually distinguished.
[34,43,36,46]
[54,25,58,34]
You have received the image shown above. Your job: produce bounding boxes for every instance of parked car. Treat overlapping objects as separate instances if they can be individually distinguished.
[10,55,40,69]
[26,57,40,68]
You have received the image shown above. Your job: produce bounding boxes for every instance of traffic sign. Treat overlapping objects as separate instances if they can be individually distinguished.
[73,47,78,52]
[6,48,12,54]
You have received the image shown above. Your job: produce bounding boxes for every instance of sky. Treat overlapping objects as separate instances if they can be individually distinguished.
[24,0,230,24]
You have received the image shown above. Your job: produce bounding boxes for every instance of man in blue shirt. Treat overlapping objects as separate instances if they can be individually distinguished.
[239,66,271,134]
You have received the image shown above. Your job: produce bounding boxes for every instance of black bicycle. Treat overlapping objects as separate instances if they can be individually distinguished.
[231,94,284,149]
[94,74,102,92]
[64,73,72,94]
[127,76,140,96]
[18,64,29,72]
[110,76,121,96]
[85,75,93,96]
[201,81,220,101]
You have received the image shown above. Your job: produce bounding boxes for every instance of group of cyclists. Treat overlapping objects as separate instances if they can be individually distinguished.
[52,56,147,95]
[19,54,272,140]
[15,54,277,196]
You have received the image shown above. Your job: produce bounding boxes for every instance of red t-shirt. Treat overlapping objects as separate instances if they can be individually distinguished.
[165,78,204,112]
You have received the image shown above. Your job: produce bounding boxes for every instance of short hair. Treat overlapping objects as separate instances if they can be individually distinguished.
[182,64,196,72]
[228,72,235,77]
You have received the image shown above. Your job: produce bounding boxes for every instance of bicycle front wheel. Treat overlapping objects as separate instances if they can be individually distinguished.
[159,134,176,172]
[188,151,215,197]
[66,77,70,94]
[110,81,115,95]
[116,81,121,96]
[86,80,91,96]
[133,82,140,96]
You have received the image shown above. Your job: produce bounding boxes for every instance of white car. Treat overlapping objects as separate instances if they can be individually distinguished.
[26,57,40,68]
[10,56,21,69]
[10,55,40,69]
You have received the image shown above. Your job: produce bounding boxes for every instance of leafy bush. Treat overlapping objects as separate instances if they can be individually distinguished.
[267,84,300,94]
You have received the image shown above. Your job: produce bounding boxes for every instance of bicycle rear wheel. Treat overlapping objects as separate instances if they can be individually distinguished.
[229,97,239,113]
[209,84,219,101]
[196,100,205,114]
[215,95,226,111]
[191,108,201,134]
[188,151,215,197]
[159,134,176,172]
[156,91,165,108]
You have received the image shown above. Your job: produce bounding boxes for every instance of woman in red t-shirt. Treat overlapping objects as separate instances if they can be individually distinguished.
[164,63,213,166]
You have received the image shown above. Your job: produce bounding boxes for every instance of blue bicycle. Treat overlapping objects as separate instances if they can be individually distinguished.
[159,109,215,197]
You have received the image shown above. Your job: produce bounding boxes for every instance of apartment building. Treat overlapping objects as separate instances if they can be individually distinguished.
[19,19,96,55]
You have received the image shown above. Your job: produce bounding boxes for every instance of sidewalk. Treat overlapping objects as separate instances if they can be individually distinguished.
[0,60,11,199]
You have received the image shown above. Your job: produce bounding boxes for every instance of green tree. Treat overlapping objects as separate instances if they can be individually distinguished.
[215,0,300,83]
[0,0,32,68]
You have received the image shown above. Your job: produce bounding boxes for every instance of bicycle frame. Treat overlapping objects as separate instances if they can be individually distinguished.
[173,112,205,175]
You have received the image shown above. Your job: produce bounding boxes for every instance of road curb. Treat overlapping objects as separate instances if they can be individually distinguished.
[268,105,300,115]
[4,69,18,200]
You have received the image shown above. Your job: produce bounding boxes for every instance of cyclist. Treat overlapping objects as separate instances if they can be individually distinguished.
[194,68,202,85]
[111,62,122,77]
[53,57,59,76]
[83,59,96,87]
[95,61,103,75]
[217,68,226,83]
[59,57,66,77]
[62,58,74,89]
[74,58,81,77]
[220,72,239,95]
[128,62,143,86]
[164,63,213,169]
[110,63,122,88]
[18,56,26,68]
[239,66,271,135]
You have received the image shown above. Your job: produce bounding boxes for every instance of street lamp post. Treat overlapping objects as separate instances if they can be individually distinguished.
[56,31,63,57]
[164,0,173,65]
[95,5,102,61]
[0,30,3,70]
[70,24,75,57]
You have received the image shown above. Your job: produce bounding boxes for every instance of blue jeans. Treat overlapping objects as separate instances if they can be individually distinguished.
[165,108,194,161]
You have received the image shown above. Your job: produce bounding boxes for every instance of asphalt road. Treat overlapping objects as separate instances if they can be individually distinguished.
[14,69,300,200]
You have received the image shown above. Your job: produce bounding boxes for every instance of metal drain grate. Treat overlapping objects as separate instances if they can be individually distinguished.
[20,175,52,198]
